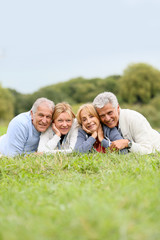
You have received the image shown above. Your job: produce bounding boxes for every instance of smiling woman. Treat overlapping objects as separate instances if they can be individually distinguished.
[37,102,79,154]
[74,103,128,154]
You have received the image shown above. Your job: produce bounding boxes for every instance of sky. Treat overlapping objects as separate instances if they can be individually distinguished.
[0,0,160,94]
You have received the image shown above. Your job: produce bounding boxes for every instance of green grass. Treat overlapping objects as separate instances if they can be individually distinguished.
[0,151,160,240]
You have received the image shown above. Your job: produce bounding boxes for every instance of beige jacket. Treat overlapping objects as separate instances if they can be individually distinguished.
[119,109,160,154]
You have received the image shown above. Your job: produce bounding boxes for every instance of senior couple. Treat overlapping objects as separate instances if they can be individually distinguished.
[0,92,160,157]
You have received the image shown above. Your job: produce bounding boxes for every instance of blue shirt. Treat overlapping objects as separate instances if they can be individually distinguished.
[0,111,40,157]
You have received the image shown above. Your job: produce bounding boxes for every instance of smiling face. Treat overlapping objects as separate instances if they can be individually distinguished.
[31,103,53,132]
[80,109,100,133]
[96,103,120,128]
[54,112,73,135]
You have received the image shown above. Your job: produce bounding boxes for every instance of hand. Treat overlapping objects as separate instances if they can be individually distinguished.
[109,139,129,151]
[52,123,61,137]
[82,125,98,139]
[34,152,43,155]
[97,124,104,142]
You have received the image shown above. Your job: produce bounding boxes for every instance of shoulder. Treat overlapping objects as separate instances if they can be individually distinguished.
[103,124,110,130]
[8,112,31,132]
[77,127,88,136]
[119,109,149,129]
[102,124,121,139]
[120,109,145,120]
[102,124,112,134]
[40,126,53,137]
[10,112,31,126]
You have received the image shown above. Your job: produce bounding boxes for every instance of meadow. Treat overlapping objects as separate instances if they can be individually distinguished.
[0,143,160,239]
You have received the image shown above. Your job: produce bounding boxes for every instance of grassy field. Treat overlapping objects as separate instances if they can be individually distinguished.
[0,148,160,240]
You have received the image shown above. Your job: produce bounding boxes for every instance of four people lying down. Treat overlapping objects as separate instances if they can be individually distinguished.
[1,91,160,157]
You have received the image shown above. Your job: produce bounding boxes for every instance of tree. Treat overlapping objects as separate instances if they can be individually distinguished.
[119,63,160,104]
[0,85,14,121]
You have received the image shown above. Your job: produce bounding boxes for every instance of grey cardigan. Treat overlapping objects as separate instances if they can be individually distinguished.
[74,124,128,154]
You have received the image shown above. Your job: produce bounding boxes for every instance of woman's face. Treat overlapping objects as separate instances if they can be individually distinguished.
[81,109,100,133]
[54,112,73,135]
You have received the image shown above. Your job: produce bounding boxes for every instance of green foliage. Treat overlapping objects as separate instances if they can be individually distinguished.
[33,85,74,105]
[0,151,160,240]
[62,76,120,103]
[134,104,160,128]
[5,76,120,117]
[8,89,33,115]
[119,63,160,104]
[71,103,82,115]
[1,62,160,128]
[103,75,120,94]
[31,76,120,105]
[150,95,160,110]
[0,85,14,121]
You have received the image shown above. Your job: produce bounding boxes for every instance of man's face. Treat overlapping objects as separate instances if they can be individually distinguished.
[31,103,53,132]
[96,103,120,128]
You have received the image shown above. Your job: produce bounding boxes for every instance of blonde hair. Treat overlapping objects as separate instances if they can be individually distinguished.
[53,102,75,120]
[76,103,99,125]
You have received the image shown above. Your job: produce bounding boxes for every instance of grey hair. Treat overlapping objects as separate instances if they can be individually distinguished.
[93,92,118,109]
[31,97,55,114]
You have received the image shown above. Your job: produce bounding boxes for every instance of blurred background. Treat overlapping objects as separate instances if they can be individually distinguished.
[1,0,160,128]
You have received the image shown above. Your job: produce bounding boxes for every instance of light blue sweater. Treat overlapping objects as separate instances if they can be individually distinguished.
[0,112,40,157]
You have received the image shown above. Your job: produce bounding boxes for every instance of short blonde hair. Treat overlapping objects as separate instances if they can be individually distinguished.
[53,102,75,120]
[76,103,99,125]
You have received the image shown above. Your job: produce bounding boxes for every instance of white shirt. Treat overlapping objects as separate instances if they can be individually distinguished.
[38,118,78,154]
[119,109,160,154]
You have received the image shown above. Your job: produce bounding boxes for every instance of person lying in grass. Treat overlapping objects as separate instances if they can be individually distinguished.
[38,102,78,154]
[74,103,128,154]
[0,98,54,157]
[93,91,160,154]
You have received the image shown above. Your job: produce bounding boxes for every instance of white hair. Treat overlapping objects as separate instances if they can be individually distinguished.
[93,92,118,109]
[31,97,55,114]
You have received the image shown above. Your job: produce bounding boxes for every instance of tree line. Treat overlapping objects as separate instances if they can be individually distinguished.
[1,63,160,128]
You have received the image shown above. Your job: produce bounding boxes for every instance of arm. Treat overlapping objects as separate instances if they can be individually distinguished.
[74,128,96,153]
[109,139,129,151]
[103,125,128,154]
[97,124,110,149]
[125,114,155,154]
[4,120,29,157]
[110,109,155,154]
